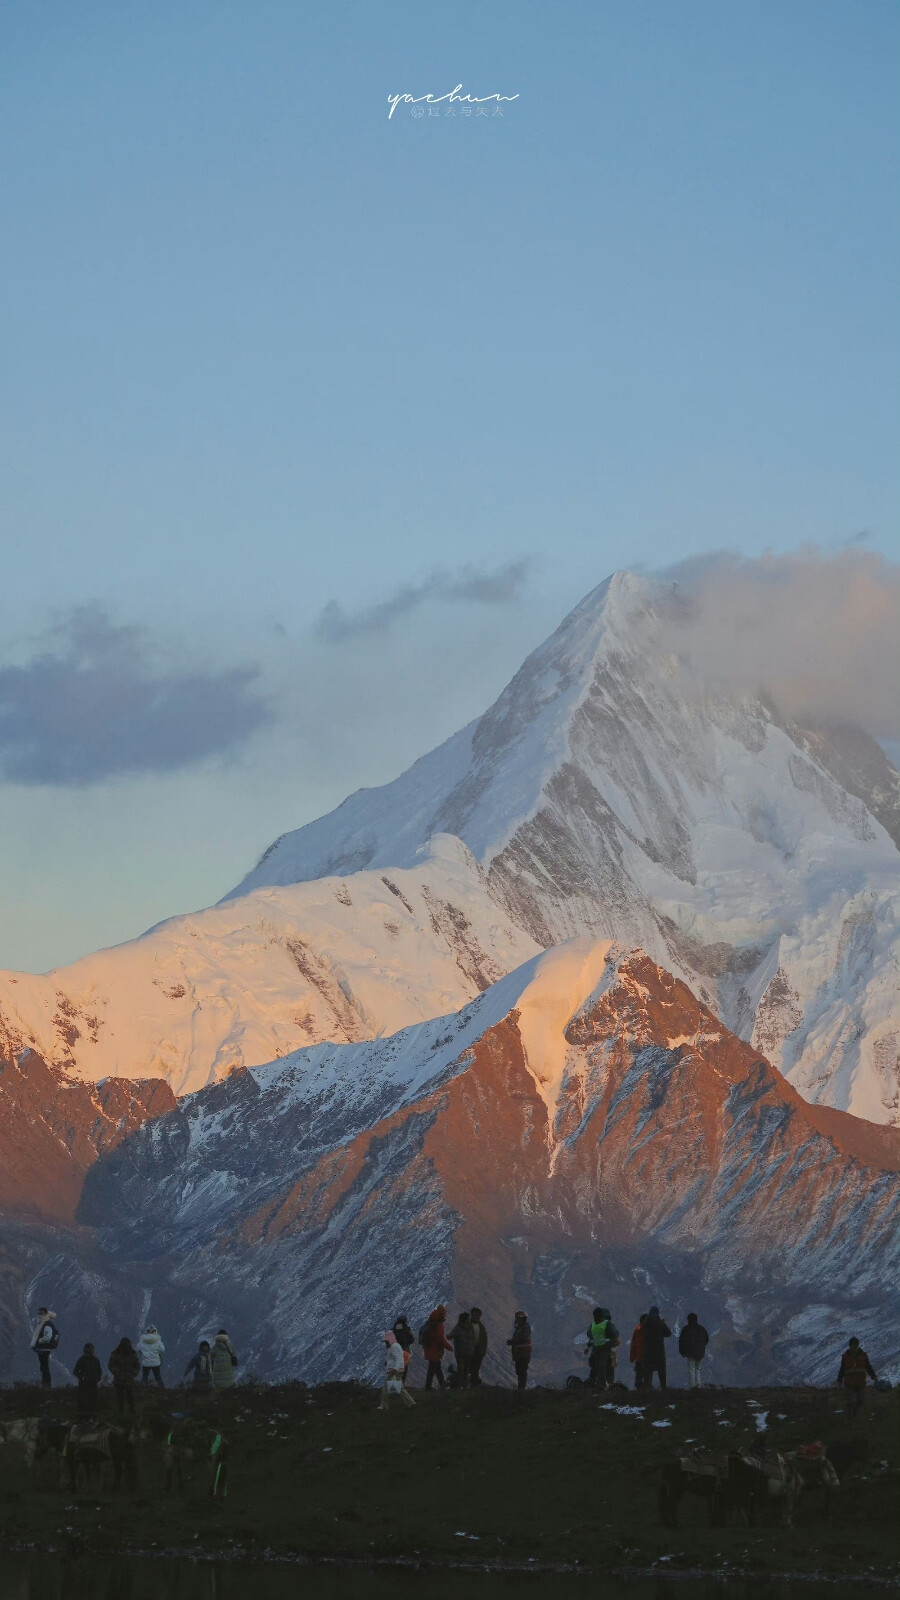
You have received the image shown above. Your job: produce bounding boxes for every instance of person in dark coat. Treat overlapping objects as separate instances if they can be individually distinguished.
[30,1308,59,1388]
[837,1336,878,1418]
[73,1343,103,1416]
[448,1311,476,1389]
[678,1312,710,1389]
[507,1311,532,1390]
[642,1306,671,1390]
[392,1316,414,1384]
[183,1340,214,1392]
[470,1307,488,1386]
[420,1306,453,1390]
[108,1337,141,1415]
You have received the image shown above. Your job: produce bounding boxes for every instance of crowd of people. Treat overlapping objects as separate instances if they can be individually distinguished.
[29,1303,882,1415]
[29,1309,239,1413]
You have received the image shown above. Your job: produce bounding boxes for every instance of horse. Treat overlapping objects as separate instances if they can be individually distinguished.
[787,1443,840,1516]
[724,1449,803,1527]
[658,1451,730,1527]
[162,1418,229,1498]
[64,1421,138,1493]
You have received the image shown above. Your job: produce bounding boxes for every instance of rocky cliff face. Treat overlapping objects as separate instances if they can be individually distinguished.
[68,944,900,1389]
[0,1048,174,1378]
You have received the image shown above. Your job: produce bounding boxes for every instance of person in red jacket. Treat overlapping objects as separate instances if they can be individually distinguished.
[837,1336,877,1418]
[420,1305,453,1390]
[629,1313,647,1390]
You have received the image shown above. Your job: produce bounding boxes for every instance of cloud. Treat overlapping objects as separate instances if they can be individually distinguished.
[659,547,900,740]
[314,559,530,643]
[0,605,270,786]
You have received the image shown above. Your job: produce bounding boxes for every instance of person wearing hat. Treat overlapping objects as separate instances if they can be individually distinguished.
[379,1331,415,1411]
[210,1328,238,1388]
[137,1324,166,1386]
[507,1311,533,1390]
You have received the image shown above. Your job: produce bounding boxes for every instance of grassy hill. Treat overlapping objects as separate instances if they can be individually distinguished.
[0,1380,897,1584]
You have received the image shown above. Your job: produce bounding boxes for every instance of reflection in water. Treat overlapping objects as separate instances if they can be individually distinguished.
[0,1554,845,1600]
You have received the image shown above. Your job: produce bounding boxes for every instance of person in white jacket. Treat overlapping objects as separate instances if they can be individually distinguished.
[30,1308,59,1388]
[378,1332,415,1411]
[137,1325,166,1387]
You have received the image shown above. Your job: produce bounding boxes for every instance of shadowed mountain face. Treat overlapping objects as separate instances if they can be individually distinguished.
[0,1050,174,1377]
[68,946,900,1390]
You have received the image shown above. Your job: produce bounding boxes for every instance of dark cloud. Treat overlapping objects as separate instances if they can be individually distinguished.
[314,559,530,643]
[0,605,270,786]
[659,547,900,740]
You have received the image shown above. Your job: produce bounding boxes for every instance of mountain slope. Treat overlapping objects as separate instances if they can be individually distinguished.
[1,569,897,1123]
[0,837,538,1095]
[228,571,900,1125]
[72,942,900,1389]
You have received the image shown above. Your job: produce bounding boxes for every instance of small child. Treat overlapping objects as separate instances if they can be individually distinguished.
[379,1332,415,1411]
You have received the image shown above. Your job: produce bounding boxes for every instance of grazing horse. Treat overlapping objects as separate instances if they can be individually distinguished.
[0,1417,69,1479]
[65,1422,138,1493]
[726,1449,803,1526]
[163,1419,229,1498]
[787,1443,840,1515]
[658,1451,733,1527]
[0,1417,42,1469]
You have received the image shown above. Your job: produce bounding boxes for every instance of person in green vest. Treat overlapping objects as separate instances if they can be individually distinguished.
[585,1306,619,1388]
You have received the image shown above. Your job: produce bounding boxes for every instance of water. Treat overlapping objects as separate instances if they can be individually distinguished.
[0,1554,857,1600]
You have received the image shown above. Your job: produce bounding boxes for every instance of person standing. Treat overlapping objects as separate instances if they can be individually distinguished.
[420,1306,453,1391]
[108,1337,141,1415]
[629,1314,647,1389]
[507,1311,532,1390]
[138,1324,166,1386]
[678,1313,710,1389]
[448,1311,476,1389]
[183,1339,214,1392]
[392,1316,415,1383]
[470,1308,488,1386]
[837,1336,877,1418]
[642,1306,672,1391]
[585,1307,618,1389]
[378,1332,416,1411]
[210,1328,238,1389]
[73,1343,103,1416]
[30,1308,59,1388]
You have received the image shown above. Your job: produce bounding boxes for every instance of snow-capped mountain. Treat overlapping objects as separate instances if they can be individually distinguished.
[1,569,897,1122]
[60,941,899,1388]
[0,837,538,1096]
[230,571,900,1125]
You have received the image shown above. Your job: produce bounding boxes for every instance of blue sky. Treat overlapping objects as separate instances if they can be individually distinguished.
[1,0,898,970]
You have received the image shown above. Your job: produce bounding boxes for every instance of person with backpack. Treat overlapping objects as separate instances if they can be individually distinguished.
[629,1313,647,1389]
[642,1306,672,1391]
[448,1311,476,1389]
[419,1306,453,1390]
[210,1328,238,1389]
[379,1332,416,1411]
[183,1339,214,1392]
[392,1316,414,1384]
[584,1307,618,1389]
[30,1308,59,1388]
[73,1342,103,1416]
[137,1324,166,1386]
[678,1312,710,1388]
[507,1311,533,1390]
[470,1307,488,1386]
[837,1336,877,1418]
[108,1336,141,1414]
